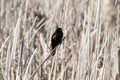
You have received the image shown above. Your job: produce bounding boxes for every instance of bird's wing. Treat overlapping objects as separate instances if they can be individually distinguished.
[52,33,57,40]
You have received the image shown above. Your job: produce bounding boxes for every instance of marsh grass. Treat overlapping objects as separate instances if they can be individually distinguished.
[0,0,120,80]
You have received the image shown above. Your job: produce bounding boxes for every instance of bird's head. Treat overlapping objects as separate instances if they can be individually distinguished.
[56,28,62,32]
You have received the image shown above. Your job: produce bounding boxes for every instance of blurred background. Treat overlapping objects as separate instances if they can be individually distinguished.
[0,0,120,80]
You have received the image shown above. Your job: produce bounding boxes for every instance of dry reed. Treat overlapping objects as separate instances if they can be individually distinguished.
[0,0,119,80]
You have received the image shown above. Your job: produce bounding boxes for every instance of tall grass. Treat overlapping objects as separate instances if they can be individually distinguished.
[0,0,119,80]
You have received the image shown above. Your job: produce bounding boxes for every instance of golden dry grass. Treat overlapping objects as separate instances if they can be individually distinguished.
[0,0,120,80]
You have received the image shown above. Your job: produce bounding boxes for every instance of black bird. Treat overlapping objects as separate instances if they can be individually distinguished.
[51,28,63,55]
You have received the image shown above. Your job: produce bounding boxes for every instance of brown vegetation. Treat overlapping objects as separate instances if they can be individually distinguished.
[0,0,120,80]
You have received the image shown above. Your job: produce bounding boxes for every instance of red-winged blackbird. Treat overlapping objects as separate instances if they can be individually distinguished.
[51,28,63,55]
